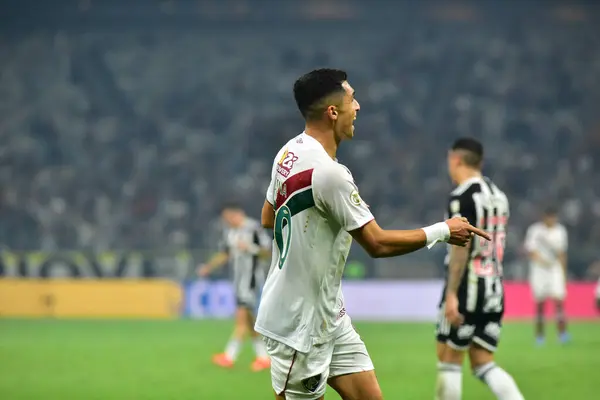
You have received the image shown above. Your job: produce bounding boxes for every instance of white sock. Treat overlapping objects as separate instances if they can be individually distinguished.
[474,362,524,400]
[253,337,268,359]
[436,362,462,400]
[224,339,241,361]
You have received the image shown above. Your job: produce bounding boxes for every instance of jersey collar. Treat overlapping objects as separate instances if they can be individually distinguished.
[301,131,338,162]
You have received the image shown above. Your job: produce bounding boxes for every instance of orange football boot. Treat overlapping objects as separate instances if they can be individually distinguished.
[250,357,271,372]
[212,353,234,368]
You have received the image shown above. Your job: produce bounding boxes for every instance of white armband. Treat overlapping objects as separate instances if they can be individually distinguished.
[422,222,451,249]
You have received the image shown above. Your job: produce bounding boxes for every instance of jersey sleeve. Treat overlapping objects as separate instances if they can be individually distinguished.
[447,193,477,226]
[266,177,275,206]
[312,165,374,232]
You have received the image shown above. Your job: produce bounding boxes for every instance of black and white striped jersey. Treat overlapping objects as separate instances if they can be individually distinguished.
[443,176,510,314]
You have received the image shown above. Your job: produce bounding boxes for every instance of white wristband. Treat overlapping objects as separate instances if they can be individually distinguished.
[422,222,451,249]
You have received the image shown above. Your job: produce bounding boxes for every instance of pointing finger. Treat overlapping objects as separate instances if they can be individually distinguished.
[467,225,491,241]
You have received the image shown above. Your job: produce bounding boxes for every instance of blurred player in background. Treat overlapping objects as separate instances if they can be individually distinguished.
[524,207,570,345]
[436,138,524,400]
[256,69,489,400]
[198,203,272,371]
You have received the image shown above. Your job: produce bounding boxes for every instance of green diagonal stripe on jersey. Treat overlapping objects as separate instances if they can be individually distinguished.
[285,188,315,216]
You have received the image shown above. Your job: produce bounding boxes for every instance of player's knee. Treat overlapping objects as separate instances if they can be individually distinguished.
[440,346,464,365]
[354,387,383,400]
[535,302,545,313]
[368,383,384,400]
[351,386,383,400]
[468,344,494,369]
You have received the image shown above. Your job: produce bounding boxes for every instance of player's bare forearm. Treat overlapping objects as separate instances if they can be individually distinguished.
[446,245,470,296]
[371,229,428,257]
[205,252,229,270]
[559,252,567,272]
[351,220,427,258]
[528,251,544,264]
[257,248,271,260]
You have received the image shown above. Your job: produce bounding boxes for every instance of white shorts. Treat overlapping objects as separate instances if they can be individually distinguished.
[264,316,374,400]
[530,265,566,301]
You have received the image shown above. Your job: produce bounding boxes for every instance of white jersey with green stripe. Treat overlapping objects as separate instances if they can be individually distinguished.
[255,132,374,353]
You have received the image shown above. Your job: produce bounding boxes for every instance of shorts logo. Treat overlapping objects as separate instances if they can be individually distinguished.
[302,374,321,393]
[276,149,299,178]
[350,190,362,206]
[457,324,475,339]
[484,322,501,339]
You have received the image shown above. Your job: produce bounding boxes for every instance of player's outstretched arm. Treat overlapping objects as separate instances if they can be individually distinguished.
[197,252,229,277]
[350,217,490,259]
[312,164,489,259]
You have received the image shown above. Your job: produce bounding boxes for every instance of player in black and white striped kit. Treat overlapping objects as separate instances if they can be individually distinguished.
[199,203,272,372]
[435,138,524,400]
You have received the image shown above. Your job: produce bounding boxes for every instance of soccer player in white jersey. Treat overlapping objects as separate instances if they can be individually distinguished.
[198,203,272,371]
[435,138,524,400]
[524,207,570,345]
[254,68,490,400]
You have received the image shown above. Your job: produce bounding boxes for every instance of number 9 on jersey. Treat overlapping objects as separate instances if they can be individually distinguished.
[274,205,292,269]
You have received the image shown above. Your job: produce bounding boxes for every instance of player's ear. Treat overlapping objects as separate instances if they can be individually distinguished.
[327,105,338,120]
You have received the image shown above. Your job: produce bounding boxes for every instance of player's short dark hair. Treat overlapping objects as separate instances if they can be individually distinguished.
[451,138,484,168]
[293,68,348,120]
[220,201,244,213]
[543,205,558,216]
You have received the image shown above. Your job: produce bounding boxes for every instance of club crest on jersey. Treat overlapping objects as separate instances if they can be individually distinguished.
[350,189,362,206]
[302,374,322,393]
[450,199,461,216]
[276,149,299,178]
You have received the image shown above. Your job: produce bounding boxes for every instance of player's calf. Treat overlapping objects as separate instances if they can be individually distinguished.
[554,300,570,344]
[436,362,462,400]
[535,301,545,345]
[214,307,251,367]
[473,362,524,400]
[436,343,465,400]
[470,344,524,400]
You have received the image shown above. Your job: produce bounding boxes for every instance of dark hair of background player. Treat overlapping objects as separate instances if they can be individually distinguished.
[451,138,484,168]
[543,205,558,216]
[293,68,348,121]
[220,201,244,213]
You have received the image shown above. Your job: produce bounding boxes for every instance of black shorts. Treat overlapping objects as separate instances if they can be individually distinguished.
[436,306,503,352]
[235,296,257,310]
[435,279,504,352]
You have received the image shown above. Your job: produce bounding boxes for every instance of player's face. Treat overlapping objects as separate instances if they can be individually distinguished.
[543,214,558,227]
[331,81,359,141]
[447,151,461,183]
[222,209,244,227]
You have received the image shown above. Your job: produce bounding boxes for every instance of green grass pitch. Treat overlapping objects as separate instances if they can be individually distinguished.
[1,319,598,399]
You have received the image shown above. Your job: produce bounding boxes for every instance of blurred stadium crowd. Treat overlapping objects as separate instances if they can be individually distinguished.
[1,1,599,279]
